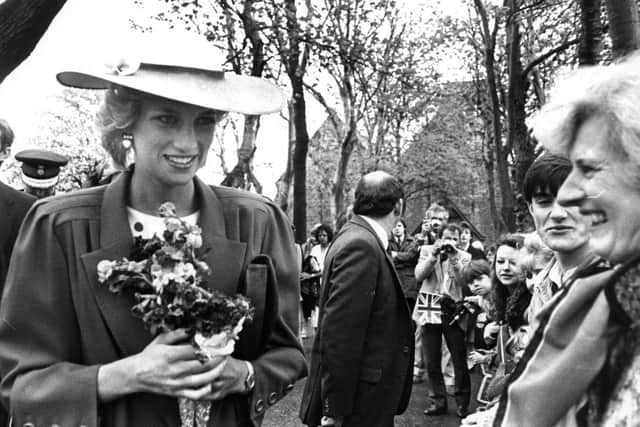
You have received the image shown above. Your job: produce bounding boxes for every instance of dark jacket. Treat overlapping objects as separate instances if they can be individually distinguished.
[388,235,419,299]
[0,171,307,427]
[0,182,35,426]
[300,215,413,427]
[0,181,35,290]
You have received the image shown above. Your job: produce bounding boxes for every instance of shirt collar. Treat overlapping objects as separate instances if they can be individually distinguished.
[360,215,389,251]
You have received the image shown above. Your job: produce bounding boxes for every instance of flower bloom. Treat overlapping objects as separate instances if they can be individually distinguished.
[165,217,182,233]
[186,230,203,249]
[97,260,116,282]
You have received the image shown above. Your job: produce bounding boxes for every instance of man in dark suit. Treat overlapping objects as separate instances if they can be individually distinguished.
[300,171,413,427]
[0,181,34,289]
[0,118,35,427]
[0,119,36,289]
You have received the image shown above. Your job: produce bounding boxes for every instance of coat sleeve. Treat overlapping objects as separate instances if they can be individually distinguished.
[319,238,378,417]
[246,204,307,425]
[0,204,100,426]
[415,244,437,282]
[393,239,419,265]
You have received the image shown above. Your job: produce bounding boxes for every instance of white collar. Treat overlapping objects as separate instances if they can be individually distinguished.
[359,215,389,250]
[127,206,199,240]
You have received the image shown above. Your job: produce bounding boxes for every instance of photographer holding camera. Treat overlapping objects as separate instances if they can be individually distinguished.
[413,223,471,418]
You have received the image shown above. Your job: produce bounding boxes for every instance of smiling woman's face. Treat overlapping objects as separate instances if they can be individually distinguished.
[131,96,218,190]
[557,115,640,264]
[494,245,523,286]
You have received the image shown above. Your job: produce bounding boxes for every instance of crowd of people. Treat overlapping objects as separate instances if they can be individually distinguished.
[0,23,640,427]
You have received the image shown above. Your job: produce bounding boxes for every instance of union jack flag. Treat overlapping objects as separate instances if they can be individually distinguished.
[413,291,442,325]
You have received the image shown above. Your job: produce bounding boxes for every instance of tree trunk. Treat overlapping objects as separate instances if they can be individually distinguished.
[291,74,309,243]
[578,0,603,65]
[332,122,357,226]
[506,0,532,230]
[483,129,500,239]
[274,101,295,212]
[0,0,67,83]
[605,0,640,59]
[221,0,265,192]
[474,0,514,233]
[220,115,262,192]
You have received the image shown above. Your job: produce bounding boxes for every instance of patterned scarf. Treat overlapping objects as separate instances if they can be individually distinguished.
[493,257,614,427]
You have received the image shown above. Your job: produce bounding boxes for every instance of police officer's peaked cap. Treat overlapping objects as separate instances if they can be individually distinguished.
[15,149,69,188]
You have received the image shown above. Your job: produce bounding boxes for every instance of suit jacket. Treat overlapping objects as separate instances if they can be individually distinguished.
[299,215,413,427]
[0,182,35,291]
[0,183,34,427]
[0,170,307,427]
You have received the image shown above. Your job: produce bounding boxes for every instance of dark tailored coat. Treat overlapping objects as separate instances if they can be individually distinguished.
[387,235,419,300]
[0,171,307,427]
[299,215,414,427]
[0,183,35,427]
[0,182,35,290]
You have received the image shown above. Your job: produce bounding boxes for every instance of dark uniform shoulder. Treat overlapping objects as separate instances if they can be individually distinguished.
[0,181,34,207]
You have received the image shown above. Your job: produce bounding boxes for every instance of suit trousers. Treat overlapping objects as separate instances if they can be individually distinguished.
[421,322,470,410]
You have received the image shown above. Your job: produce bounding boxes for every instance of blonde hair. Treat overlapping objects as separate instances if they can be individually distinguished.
[95,86,143,168]
[531,53,640,172]
[519,232,554,275]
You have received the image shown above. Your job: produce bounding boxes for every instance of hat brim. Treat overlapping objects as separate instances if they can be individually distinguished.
[56,66,286,115]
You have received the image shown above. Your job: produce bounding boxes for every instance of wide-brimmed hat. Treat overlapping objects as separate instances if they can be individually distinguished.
[56,30,286,115]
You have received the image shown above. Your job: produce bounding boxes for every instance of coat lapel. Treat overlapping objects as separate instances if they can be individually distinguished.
[81,172,151,356]
[81,173,247,357]
[195,179,247,296]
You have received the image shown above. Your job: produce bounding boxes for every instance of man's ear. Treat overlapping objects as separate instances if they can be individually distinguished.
[527,202,534,217]
[393,198,404,217]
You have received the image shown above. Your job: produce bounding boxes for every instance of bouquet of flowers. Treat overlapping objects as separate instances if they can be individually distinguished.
[96,202,253,427]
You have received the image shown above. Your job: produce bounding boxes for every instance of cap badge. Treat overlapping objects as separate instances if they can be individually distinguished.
[37,166,46,176]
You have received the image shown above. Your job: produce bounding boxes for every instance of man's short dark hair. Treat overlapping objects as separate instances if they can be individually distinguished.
[522,153,572,203]
[0,118,15,151]
[442,223,461,237]
[353,171,404,218]
[462,259,491,284]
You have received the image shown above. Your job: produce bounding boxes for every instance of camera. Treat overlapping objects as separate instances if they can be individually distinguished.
[448,301,479,325]
[437,242,457,257]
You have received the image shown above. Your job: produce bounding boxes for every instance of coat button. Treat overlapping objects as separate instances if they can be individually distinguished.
[268,391,279,405]
[255,399,265,413]
[402,345,410,353]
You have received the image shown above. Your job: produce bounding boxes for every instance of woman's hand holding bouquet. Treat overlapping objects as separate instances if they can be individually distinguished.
[96,202,253,426]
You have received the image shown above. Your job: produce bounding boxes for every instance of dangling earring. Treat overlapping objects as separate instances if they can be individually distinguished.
[122,133,135,167]
[122,133,133,149]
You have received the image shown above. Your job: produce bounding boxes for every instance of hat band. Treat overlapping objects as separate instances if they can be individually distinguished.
[21,171,59,189]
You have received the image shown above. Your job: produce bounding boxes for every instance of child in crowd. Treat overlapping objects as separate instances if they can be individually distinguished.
[462,259,495,359]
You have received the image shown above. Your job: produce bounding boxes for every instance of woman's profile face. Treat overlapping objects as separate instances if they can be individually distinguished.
[494,245,523,286]
[130,96,217,189]
[557,115,640,264]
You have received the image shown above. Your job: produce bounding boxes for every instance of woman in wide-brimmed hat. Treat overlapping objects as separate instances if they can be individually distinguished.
[0,31,306,426]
